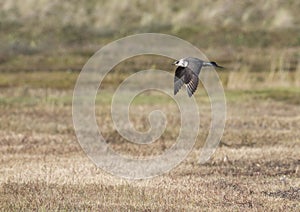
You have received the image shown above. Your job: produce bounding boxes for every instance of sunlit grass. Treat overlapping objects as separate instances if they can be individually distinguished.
[1,1,300,210]
[0,71,299,211]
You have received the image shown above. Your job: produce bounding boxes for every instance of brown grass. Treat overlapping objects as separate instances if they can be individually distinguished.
[1,0,299,209]
[0,79,299,210]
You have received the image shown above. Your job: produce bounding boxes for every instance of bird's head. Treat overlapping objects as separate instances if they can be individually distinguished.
[173,59,188,67]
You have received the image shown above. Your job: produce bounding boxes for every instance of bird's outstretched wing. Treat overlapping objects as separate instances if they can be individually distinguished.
[174,66,185,95]
[174,66,199,97]
[186,71,199,97]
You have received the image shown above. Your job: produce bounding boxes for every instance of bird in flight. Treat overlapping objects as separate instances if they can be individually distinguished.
[173,57,223,97]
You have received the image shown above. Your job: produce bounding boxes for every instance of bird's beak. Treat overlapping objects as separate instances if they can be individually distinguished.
[216,64,224,69]
[172,61,178,65]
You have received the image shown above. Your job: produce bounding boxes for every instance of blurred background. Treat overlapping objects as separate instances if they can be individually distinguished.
[1,0,299,76]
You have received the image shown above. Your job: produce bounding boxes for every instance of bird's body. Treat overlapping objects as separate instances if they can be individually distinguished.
[173,57,223,97]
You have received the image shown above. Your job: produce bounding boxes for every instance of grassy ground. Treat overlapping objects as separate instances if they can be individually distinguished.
[0,1,299,209]
[0,70,299,210]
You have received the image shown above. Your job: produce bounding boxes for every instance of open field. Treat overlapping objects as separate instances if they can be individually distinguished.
[0,71,299,210]
[1,0,300,210]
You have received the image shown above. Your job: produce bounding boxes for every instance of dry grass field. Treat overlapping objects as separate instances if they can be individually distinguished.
[1,0,300,210]
[0,70,299,211]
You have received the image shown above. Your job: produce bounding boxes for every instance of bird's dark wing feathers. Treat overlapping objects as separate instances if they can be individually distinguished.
[174,66,199,97]
[186,72,199,97]
[174,66,185,95]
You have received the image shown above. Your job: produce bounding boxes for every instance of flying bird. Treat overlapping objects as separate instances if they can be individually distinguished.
[173,57,223,97]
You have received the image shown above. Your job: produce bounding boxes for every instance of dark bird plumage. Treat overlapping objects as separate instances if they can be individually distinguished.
[173,57,223,97]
